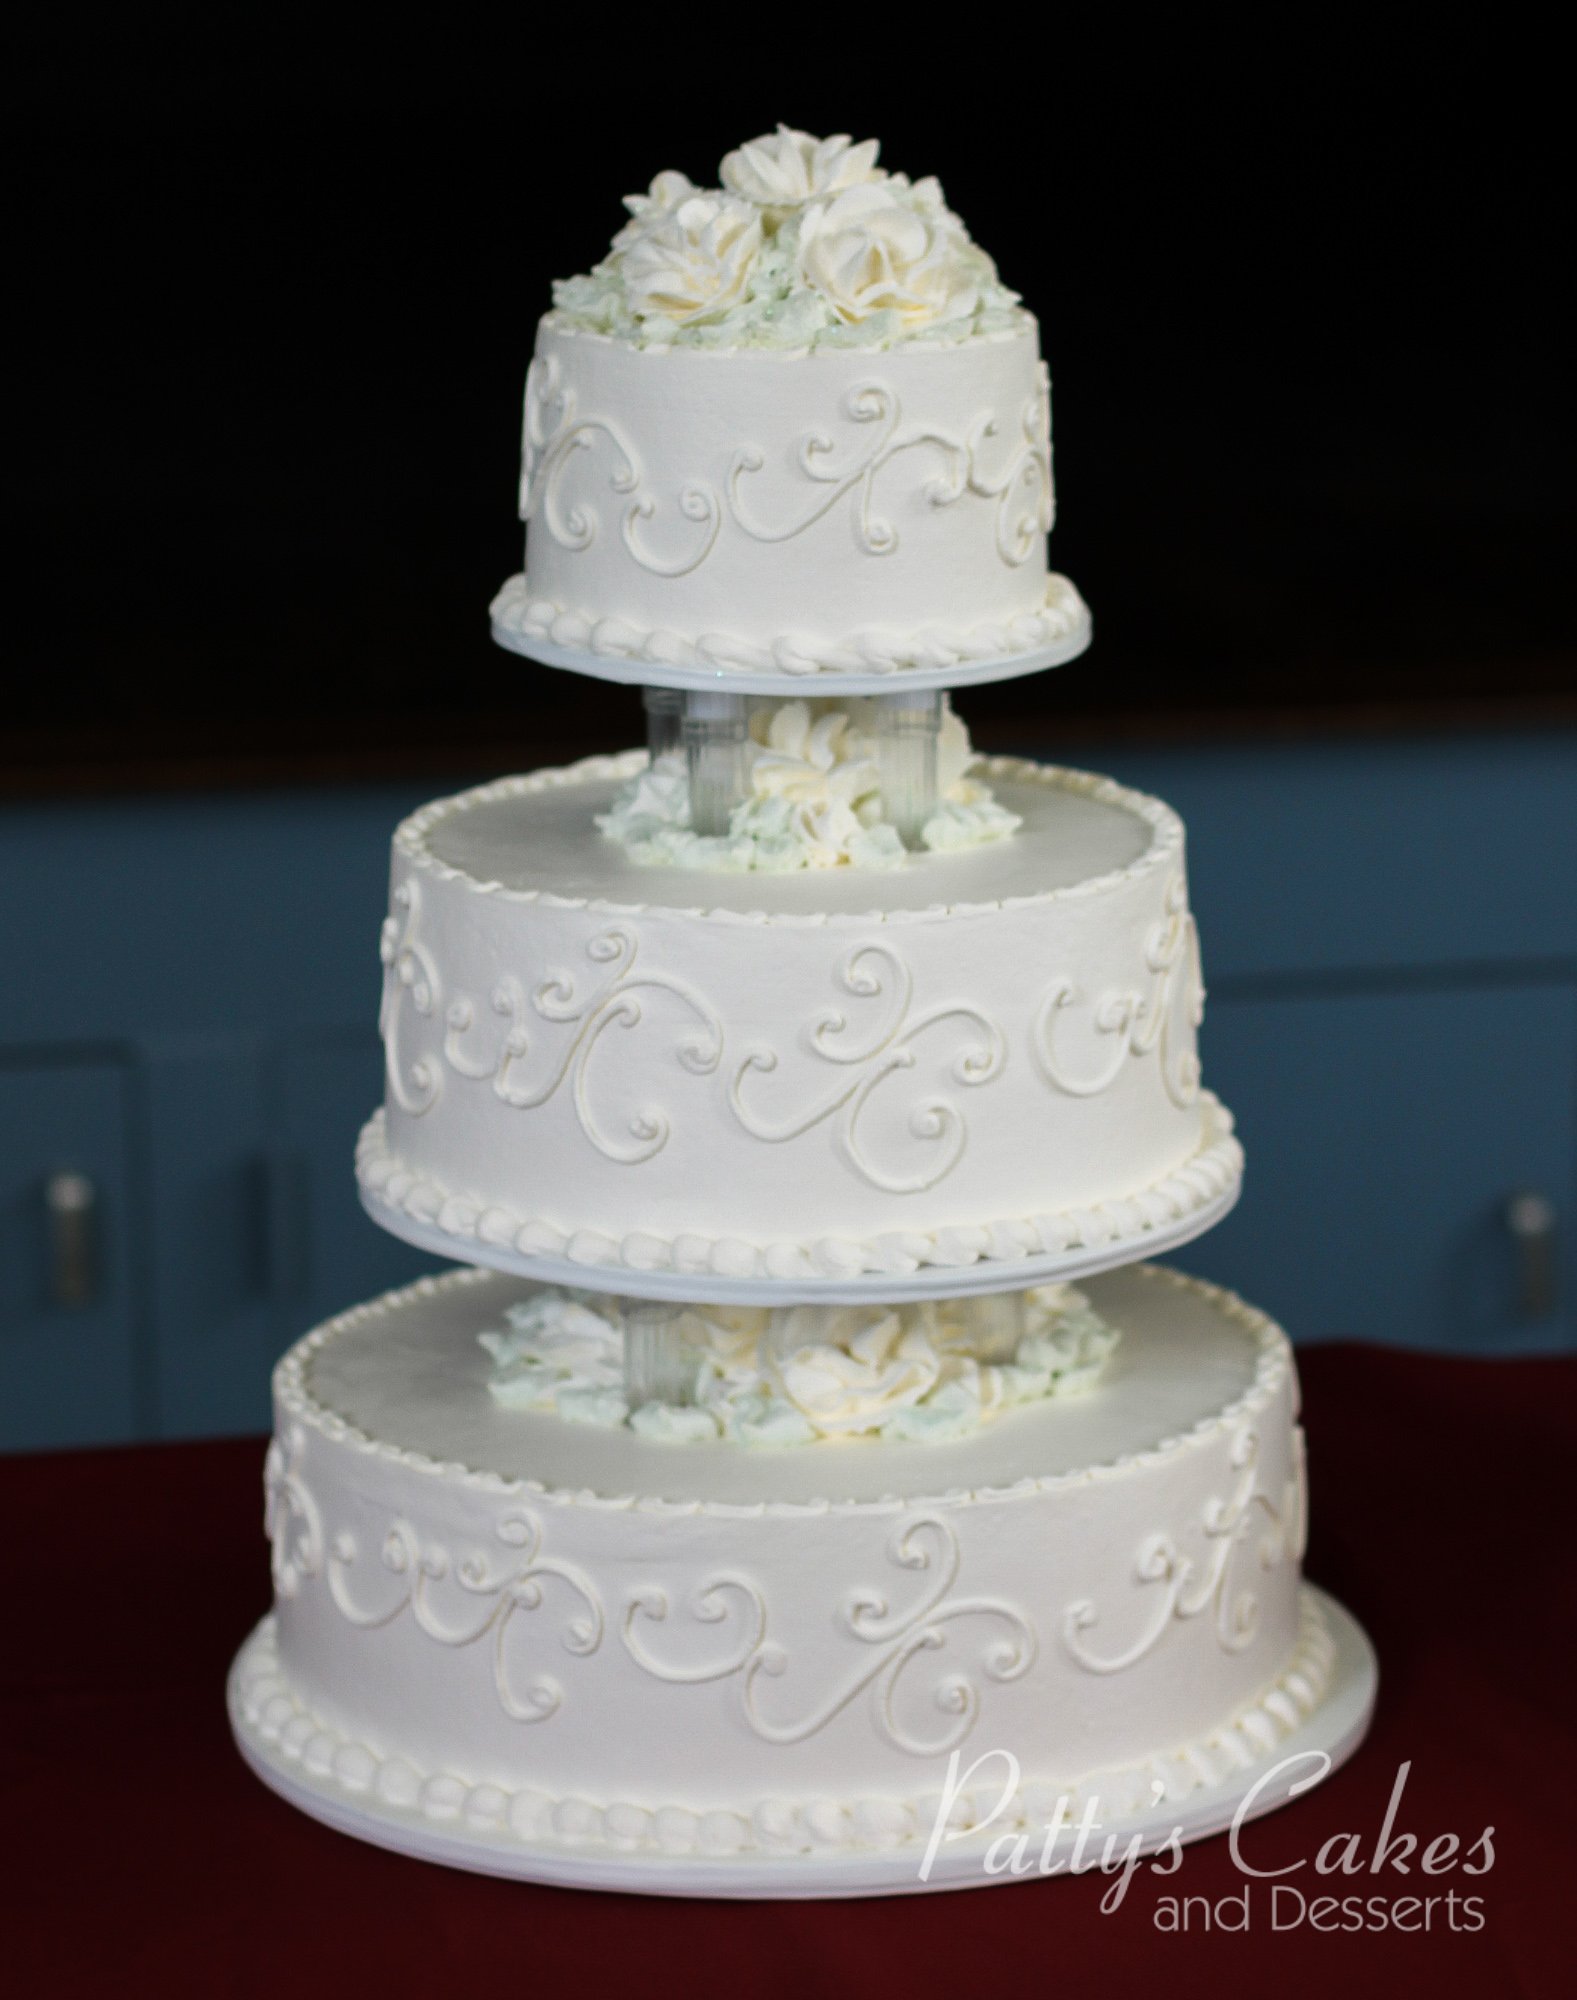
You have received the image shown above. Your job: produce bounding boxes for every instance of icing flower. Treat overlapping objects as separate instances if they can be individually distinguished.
[621,193,764,326]
[482,1293,623,1384]
[748,701,878,808]
[479,1286,1118,1444]
[552,131,1023,350]
[720,125,882,207]
[611,169,702,251]
[731,702,894,869]
[765,1306,943,1434]
[596,698,1021,872]
[679,1305,766,1376]
[796,179,987,329]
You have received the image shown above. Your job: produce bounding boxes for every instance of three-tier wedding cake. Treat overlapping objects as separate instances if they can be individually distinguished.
[229,127,1375,1894]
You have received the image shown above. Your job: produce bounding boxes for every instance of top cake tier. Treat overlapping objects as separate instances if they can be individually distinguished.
[490,127,1089,692]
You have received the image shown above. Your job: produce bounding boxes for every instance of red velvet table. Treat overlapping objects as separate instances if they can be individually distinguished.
[6,1344,1573,1999]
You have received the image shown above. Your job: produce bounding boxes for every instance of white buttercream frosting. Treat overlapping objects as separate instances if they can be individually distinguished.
[235,1592,1337,1861]
[246,1267,1325,1871]
[596,699,1021,871]
[551,127,1022,351]
[480,1284,1117,1445]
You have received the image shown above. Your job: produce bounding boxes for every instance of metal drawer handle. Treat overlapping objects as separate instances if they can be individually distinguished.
[1505,1190,1558,1322]
[45,1170,99,1310]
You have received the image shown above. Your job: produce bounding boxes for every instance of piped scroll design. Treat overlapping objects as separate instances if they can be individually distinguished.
[727,942,1006,1193]
[318,1510,605,1725]
[263,1424,323,1600]
[524,355,1051,575]
[1061,1425,1308,1674]
[622,1514,1036,1758]
[379,881,443,1116]
[437,924,724,1165]
[970,362,1055,564]
[522,352,722,577]
[726,377,1052,563]
[1031,870,1203,1108]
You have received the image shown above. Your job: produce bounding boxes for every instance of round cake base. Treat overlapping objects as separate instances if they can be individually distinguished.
[229,1585,1374,1900]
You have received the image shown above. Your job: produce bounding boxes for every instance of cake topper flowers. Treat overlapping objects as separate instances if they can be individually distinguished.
[551,127,1021,350]
[619,192,763,326]
[796,178,986,330]
[720,125,882,207]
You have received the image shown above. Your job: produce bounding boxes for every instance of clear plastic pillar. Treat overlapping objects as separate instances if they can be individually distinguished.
[873,689,943,847]
[622,1302,693,1409]
[642,685,684,763]
[683,690,752,836]
[972,1290,1026,1366]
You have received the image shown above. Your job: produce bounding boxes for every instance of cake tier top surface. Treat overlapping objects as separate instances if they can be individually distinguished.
[499,127,1085,686]
[406,753,1166,922]
[295,1263,1287,1509]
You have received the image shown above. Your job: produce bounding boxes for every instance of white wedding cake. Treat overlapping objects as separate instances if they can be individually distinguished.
[230,128,1373,1894]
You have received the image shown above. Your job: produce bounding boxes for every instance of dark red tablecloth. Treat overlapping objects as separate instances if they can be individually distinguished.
[5,1343,1574,1999]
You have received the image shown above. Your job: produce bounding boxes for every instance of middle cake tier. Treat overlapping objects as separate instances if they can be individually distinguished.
[361,753,1241,1296]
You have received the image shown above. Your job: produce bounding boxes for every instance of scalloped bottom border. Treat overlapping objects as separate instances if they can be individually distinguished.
[228,1587,1375,1899]
[356,1099,1244,1306]
[488,571,1093,697]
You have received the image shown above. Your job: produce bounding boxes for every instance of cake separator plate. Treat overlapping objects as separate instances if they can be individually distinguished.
[359,1168,1239,1308]
[490,581,1092,699]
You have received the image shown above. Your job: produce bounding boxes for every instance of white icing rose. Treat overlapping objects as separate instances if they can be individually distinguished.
[797,179,987,330]
[594,753,690,847]
[728,702,898,869]
[621,193,764,327]
[611,169,702,251]
[921,794,1024,851]
[750,700,877,803]
[483,1292,622,1383]
[765,1306,943,1435]
[679,1304,769,1378]
[481,1291,627,1416]
[720,126,882,207]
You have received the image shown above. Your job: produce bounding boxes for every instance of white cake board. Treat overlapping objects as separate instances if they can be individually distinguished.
[230,1585,1374,1900]
[490,607,1092,700]
[359,1173,1240,1307]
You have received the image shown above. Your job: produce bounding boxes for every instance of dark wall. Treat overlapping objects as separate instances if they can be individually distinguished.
[9,19,1571,780]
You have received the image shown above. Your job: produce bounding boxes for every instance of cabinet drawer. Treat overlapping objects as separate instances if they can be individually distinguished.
[268,1032,445,1327]
[143,1033,443,1444]
[1182,982,1577,1351]
[0,1059,141,1448]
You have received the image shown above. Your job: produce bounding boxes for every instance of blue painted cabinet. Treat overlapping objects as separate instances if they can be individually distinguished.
[268,1030,445,1349]
[2,732,1573,1449]
[143,1031,444,1444]
[0,1058,143,1448]
[1183,981,1577,1350]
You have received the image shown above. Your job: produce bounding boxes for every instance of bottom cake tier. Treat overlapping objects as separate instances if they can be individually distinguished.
[232,1263,1365,1890]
